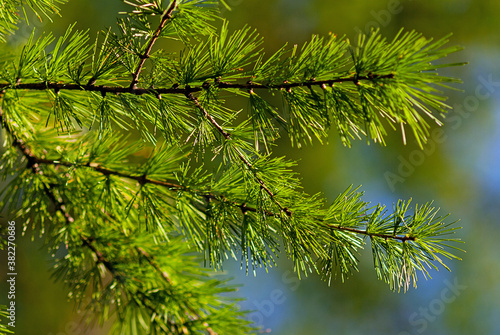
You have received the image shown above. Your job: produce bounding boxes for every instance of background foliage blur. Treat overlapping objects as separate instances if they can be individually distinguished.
[1,0,499,334]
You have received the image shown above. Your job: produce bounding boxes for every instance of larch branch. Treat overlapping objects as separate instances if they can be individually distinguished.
[1,124,415,243]
[0,73,395,96]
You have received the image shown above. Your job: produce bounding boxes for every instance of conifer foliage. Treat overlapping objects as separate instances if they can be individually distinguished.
[0,0,464,333]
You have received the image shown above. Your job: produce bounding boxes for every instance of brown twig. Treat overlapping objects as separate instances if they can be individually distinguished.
[327,225,416,242]
[185,92,293,217]
[129,0,178,90]
[0,73,395,96]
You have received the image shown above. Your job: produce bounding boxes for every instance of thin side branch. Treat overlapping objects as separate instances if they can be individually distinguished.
[135,246,172,284]
[186,92,293,216]
[327,225,416,242]
[129,0,178,89]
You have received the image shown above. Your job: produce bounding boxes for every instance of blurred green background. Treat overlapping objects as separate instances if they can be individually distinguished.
[1,0,500,334]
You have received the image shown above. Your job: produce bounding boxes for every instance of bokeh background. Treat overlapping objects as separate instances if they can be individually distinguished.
[1,0,499,334]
